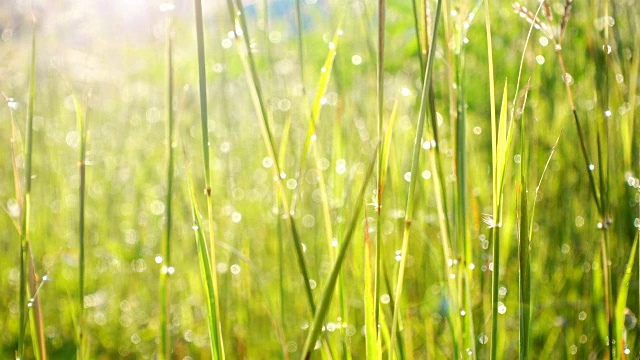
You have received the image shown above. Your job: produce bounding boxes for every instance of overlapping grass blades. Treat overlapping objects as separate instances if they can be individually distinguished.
[18,17,37,360]
[185,152,223,359]
[301,149,378,359]
[227,0,316,314]
[389,0,442,358]
[193,0,224,356]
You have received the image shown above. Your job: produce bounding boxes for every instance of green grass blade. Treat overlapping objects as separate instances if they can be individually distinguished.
[389,0,442,357]
[615,233,638,358]
[229,0,316,314]
[159,14,175,360]
[364,216,377,359]
[185,152,223,359]
[292,24,342,211]
[301,148,377,360]
[19,17,37,360]
[518,83,530,360]
[27,242,46,360]
[71,93,87,360]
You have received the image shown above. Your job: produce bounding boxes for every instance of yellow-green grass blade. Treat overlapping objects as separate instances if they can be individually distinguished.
[615,233,638,358]
[301,148,378,360]
[364,216,377,359]
[159,14,175,360]
[19,17,37,360]
[185,153,223,359]
[71,93,87,360]
[389,0,442,358]
[27,242,46,360]
[229,0,316,314]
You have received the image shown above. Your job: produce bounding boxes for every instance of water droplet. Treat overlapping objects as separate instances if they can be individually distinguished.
[473,126,482,135]
[320,67,326,73]
[422,170,432,180]
[381,294,391,304]
[579,311,587,321]
[498,302,507,314]
[469,263,475,270]
[575,216,585,227]
[42,275,49,281]
[192,224,199,230]
[155,255,163,264]
[404,172,411,182]
[539,37,549,47]
[262,157,274,168]
[624,348,631,355]
[309,279,317,289]
[569,344,577,355]
[337,29,343,36]
[478,333,488,344]
[580,334,587,344]
[401,87,411,97]
[331,239,338,247]
[466,348,473,356]
[460,310,466,316]
[395,250,402,262]
[603,44,612,54]
[536,55,545,65]
[499,286,507,297]
[230,264,241,275]
[167,266,175,275]
[588,164,595,171]
[351,54,362,65]
[449,273,456,279]
[604,109,612,117]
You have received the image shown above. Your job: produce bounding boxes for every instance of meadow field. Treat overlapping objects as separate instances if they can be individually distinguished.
[1,0,639,358]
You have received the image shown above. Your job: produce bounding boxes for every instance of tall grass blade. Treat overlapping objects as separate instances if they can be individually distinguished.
[193,0,224,355]
[364,216,377,359]
[389,0,442,357]
[71,93,87,360]
[18,17,37,360]
[185,150,223,359]
[615,233,638,358]
[27,242,46,360]
[228,0,316,314]
[301,149,377,360]
[159,13,175,360]
[375,0,386,337]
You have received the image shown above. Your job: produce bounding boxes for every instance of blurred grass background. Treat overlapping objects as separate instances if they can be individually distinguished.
[1,0,639,358]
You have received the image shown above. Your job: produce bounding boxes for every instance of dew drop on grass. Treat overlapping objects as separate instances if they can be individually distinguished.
[230,264,241,275]
[422,170,432,180]
[575,216,585,227]
[167,266,175,275]
[351,55,362,65]
[498,302,507,314]
[262,157,273,168]
[604,109,612,117]
[401,87,411,96]
[579,311,587,321]
[473,126,482,135]
[536,55,545,65]
[309,279,317,289]
[478,333,488,344]
[588,164,595,171]
[404,172,411,182]
[466,348,473,356]
[498,286,507,297]
[381,294,390,304]
[460,310,466,316]
[42,275,49,281]
[569,345,577,355]
[624,348,631,355]
[539,36,549,47]
[154,255,162,264]
[192,224,199,231]
[580,335,587,344]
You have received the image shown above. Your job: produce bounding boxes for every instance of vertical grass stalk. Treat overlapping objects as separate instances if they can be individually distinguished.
[193,0,224,356]
[389,0,442,357]
[18,18,37,360]
[159,13,174,360]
